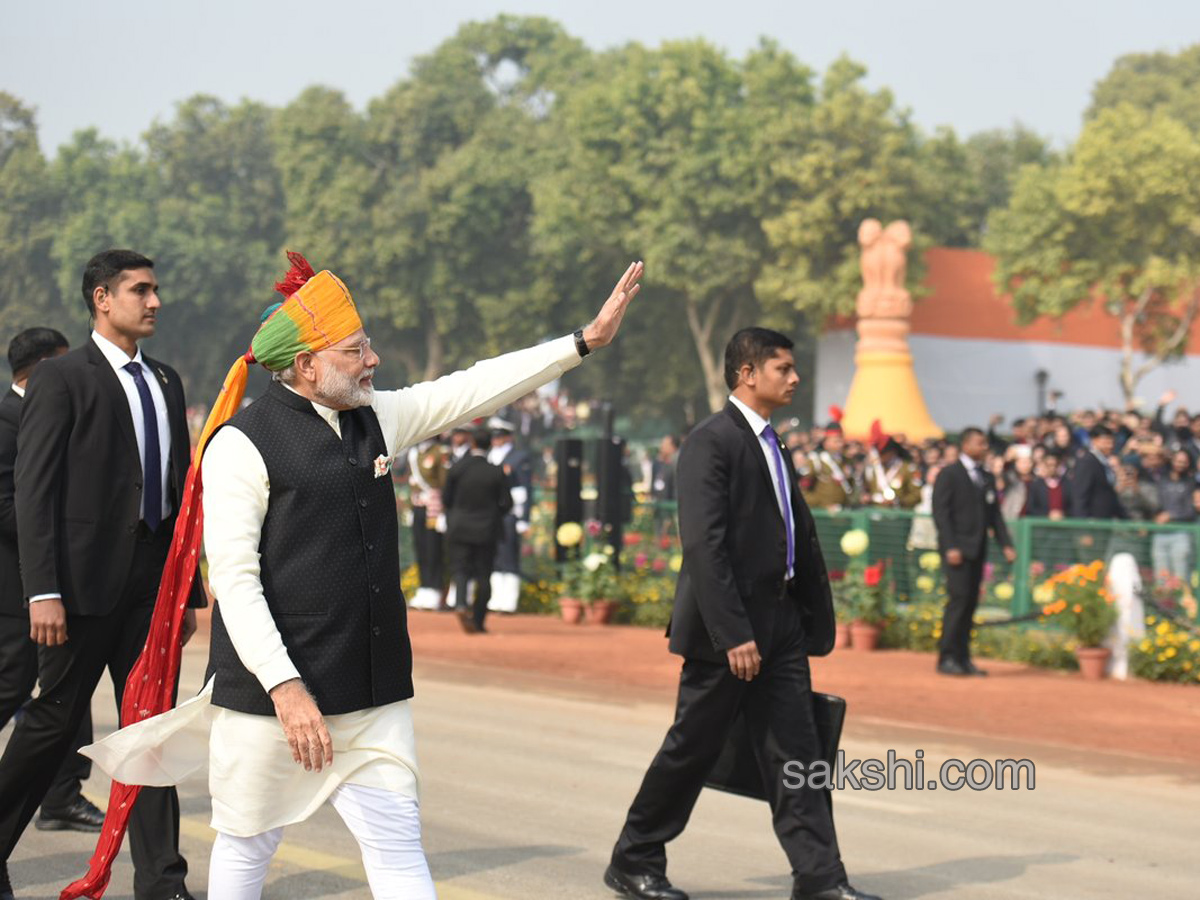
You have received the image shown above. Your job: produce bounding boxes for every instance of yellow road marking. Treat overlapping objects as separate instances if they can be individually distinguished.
[178,816,501,899]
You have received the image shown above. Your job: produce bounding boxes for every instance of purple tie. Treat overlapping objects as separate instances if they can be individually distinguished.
[762,423,794,573]
[124,362,162,531]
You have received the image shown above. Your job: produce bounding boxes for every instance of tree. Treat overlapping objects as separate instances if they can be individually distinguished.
[275,16,583,384]
[51,96,286,396]
[1088,43,1200,132]
[755,57,931,330]
[0,94,67,337]
[986,103,1200,405]
[535,39,781,414]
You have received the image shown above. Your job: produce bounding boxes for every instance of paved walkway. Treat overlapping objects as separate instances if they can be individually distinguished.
[400,609,1200,766]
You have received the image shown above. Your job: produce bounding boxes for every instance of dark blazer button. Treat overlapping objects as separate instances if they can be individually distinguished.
[372,585,381,595]
[348,457,358,466]
[127,524,137,534]
[366,542,374,551]
[371,625,381,636]
[359,498,368,508]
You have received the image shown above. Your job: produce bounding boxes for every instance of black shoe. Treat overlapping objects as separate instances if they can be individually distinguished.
[964,660,988,676]
[604,864,689,900]
[793,882,883,900]
[159,892,195,900]
[0,860,13,900]
[456,608,479,634]
[936,658,970,676]
[35,796,105,832]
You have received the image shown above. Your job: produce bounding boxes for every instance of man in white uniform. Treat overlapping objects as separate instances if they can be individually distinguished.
[199,254,642,898]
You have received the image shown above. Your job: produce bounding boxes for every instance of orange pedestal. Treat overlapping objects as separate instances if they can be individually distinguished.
[842,349,942,442]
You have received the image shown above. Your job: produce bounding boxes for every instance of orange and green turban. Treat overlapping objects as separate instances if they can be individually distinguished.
[195,251,363,459]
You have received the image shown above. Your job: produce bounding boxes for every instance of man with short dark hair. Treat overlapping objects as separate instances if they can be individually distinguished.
[932,427,1015,676]
[445,426,512,633]
[606,327,879,900]
[1067,425,1126,520]
[0,250,202,900]
[0,328,103,836]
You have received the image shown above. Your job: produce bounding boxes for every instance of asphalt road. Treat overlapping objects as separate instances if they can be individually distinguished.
[4,645,1197,899]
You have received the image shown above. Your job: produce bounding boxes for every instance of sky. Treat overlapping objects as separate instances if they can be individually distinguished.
[3,0,1200,153]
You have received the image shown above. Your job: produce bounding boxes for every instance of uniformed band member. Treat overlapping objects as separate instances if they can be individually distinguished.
[862,420,921,509]
[406,439,448,610]
[801,408,855,511]
[486,416,532,613]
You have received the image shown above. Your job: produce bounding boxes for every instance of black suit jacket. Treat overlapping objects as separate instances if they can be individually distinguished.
[0,388,23,617]
[1066,451,1126,519]
[14,338,205,615]
[932,460,1013,560]
[667,402,835,663]
[443,454,513,545]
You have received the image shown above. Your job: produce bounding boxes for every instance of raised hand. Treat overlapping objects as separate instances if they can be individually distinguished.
[581,261,644,351]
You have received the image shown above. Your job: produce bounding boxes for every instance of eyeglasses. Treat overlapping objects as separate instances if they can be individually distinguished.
[324,338,372,361]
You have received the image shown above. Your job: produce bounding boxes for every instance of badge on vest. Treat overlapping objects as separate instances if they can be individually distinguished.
[986,490,996,505]
[374,454,393,478]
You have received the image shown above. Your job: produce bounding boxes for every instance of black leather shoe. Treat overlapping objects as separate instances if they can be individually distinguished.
[792,882,883,900]
[456,608,479,634]
[0,860,14,900]
[35,796,105,832]
[604,864,689,900]
[936,658,970,676]
[964,660,988,676]
[159,892,195,900]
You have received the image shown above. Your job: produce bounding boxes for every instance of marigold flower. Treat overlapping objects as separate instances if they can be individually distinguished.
[840,529,869,557]
[556,522,584,547]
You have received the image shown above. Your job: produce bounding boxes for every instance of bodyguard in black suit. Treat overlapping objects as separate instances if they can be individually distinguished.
[0,329,105,836]
[0,251,203,900]
[1066,426,1126,520]
[606,329,879,900]
[443,426,512,633]
[931,427,1015,676]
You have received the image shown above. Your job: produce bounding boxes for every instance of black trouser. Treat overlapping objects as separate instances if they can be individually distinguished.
[0,529,188,899]
[612,598,847,893]
[0,616,93,813]
[412,506,445,590]
[451,540,495,630]
[939,551,986,665]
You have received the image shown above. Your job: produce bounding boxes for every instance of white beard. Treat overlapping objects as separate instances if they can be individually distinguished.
[316,364,374,409]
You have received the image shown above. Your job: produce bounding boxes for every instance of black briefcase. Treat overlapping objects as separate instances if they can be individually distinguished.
[704,692,846,801]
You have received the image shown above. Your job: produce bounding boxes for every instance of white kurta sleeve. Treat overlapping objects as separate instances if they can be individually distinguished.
[202,426,301,694]
[372,335,581,456]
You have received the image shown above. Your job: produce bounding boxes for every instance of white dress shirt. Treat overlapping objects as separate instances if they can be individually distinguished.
[11,383,24,398]
[91,330,172,523]
[728,395,795,579]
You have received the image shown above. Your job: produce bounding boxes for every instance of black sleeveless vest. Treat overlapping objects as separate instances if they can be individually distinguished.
[207,382,412,716]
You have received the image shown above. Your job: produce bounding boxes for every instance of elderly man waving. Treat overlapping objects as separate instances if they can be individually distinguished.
[84,253,642,900]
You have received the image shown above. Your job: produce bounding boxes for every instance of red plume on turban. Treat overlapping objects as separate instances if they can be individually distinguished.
[273,250,316,298]
[870,418,889,452]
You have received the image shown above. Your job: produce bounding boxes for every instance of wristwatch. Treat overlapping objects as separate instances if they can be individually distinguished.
[573,328,591,358]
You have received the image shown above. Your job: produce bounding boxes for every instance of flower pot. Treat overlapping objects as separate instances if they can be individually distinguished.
[850,621,882,651]
[558,597,585,625]
[834,622,852,650]
[1075,645,1111,680]
[585,599,620,625]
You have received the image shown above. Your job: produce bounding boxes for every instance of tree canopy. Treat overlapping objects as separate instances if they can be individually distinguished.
[1,17,1132,426]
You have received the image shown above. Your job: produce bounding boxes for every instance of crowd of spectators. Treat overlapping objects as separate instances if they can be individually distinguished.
[774,390,1200,579]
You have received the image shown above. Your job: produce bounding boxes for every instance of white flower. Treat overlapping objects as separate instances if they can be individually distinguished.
[840,529,869,557]
[583,552,608,572]
[373,454,393,478]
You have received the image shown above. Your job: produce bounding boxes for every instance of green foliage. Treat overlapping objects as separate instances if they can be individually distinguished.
[1088,43,1200,133]
[985,103,1200,403]
[0,16,1096,425]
